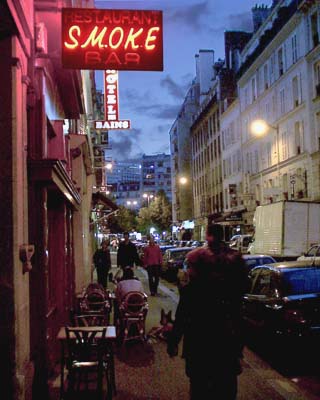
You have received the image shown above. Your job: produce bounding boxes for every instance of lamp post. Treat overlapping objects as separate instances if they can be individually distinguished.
[251,119,280,193]
[143,193,154,206]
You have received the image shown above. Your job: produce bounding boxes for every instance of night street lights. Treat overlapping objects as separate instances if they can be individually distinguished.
[251,119,280,187]
[179,176,188,185]
[126,200,138,209]
[143,193,154,206]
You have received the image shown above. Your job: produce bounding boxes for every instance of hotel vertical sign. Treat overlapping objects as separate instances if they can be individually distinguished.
[104,70,119,121]
[61,8,163,71]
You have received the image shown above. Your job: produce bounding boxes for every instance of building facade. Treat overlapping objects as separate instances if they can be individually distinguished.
[0,1,98,398]
[141,153,172,204]
[237,0,320,226]
[107,160,141,208]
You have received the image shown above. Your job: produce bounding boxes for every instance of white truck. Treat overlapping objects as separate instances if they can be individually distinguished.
[248,201,320,260]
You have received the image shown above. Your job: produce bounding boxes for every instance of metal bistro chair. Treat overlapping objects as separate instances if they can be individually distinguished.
[64,326,107,398]
[118,291,148,344]
[79,284,111,325]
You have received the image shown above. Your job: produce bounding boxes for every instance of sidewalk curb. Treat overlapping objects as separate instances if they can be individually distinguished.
[243,347,318,400]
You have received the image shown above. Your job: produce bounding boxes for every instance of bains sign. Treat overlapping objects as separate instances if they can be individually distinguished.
[62,8,163,71]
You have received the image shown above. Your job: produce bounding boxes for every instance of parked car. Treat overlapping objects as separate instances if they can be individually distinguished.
[242,254,276,273]
[228,234,242,246]
[161,247,194,282]
[242,260,320,345]
[159,244,176,255]
[297,244,320,262]
[229,234,253,254]
[176,253,276,292]
[191,240,205,248]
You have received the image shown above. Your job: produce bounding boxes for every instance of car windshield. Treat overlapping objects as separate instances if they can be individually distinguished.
[282,268,320,295]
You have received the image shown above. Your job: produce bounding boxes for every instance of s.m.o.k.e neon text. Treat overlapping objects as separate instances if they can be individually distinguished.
[62,8,163,71]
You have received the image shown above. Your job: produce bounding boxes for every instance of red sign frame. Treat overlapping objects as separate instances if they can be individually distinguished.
[62,8,163,71]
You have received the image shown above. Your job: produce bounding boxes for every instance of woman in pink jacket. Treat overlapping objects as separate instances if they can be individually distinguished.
[143,235,163,296]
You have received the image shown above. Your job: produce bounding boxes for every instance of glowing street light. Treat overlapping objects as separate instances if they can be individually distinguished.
[143,193,154,206]
[179,176,188,185]
[127,200,138,208]
[251,118,280,185]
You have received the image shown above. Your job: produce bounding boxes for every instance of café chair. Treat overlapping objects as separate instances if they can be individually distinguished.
[79,285,111,325]
[74,313,108,327]
[64,326,107,397]
[118,291,148,344]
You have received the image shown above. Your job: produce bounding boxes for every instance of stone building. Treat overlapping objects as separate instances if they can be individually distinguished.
[0,1,99,398]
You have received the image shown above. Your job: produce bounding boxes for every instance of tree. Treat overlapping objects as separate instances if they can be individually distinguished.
[107,206,136,233]
[137,190,172,235]
[136,206,153,234]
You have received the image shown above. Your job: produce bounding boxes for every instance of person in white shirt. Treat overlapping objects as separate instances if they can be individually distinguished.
[115,267,143,303]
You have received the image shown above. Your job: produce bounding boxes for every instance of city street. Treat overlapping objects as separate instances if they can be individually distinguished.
[48,252,320,400]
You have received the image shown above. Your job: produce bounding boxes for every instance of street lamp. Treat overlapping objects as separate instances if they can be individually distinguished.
[127,200,138,208]
[143,193,154,206]
[179,176,188,185]
[250,118,280,187]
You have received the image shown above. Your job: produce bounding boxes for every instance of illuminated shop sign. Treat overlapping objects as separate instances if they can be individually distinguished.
[95,120,131,130]
[104,70,119,121]
[61,8,163,71]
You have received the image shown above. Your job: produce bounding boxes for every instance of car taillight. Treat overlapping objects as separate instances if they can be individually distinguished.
[284,309,306,324]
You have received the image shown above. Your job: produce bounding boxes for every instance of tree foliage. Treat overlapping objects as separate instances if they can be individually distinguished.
[137,190,172,234]
[107,206,136,233]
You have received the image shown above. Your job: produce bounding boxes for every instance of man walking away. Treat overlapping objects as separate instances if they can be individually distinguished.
[167,223,249,400]
[93,240,111,289]
[117,231,141,270]
[143,235,163,296]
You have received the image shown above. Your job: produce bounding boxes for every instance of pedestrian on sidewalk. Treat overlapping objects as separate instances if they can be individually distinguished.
[167,223,249,400]
[117,231,141,270]
[143,235,163,296]
[93,239,111,289]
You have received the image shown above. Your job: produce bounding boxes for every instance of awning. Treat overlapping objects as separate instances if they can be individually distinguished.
[92,192,118,211]
[210,209,247,223]
[29,159,81,209]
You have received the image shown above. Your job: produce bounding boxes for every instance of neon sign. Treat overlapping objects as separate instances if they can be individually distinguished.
[62,8,163,71]
[104,70,119,121]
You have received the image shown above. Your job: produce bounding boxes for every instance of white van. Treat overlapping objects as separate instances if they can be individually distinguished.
[229,234,253,254]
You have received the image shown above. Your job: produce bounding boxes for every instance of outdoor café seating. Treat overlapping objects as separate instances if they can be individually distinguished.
[64,326,107,397]
[58,323,116,399]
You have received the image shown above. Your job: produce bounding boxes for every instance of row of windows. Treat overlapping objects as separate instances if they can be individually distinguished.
[242,10,320,111]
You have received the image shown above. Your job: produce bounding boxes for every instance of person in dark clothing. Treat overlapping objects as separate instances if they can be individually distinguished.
[167,224,249,400]
[93,240,111,289]
[117,231,141,270]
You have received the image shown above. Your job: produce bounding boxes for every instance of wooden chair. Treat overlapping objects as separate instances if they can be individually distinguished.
[74,313,108,327]
[64,326,107,397]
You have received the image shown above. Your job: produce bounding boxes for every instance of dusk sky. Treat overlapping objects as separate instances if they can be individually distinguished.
[94,0,267,161]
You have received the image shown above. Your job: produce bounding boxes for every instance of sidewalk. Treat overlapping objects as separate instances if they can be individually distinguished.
[48,263,318,399]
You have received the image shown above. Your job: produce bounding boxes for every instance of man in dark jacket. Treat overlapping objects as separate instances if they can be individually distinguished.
[167,224,249,400]
[93,240,111,289]
[117,231,141,270]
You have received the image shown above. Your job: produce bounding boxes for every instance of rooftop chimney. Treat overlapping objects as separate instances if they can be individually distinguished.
[252,4,271,32]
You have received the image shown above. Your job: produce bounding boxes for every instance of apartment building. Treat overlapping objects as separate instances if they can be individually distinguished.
[236,0,320,226]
